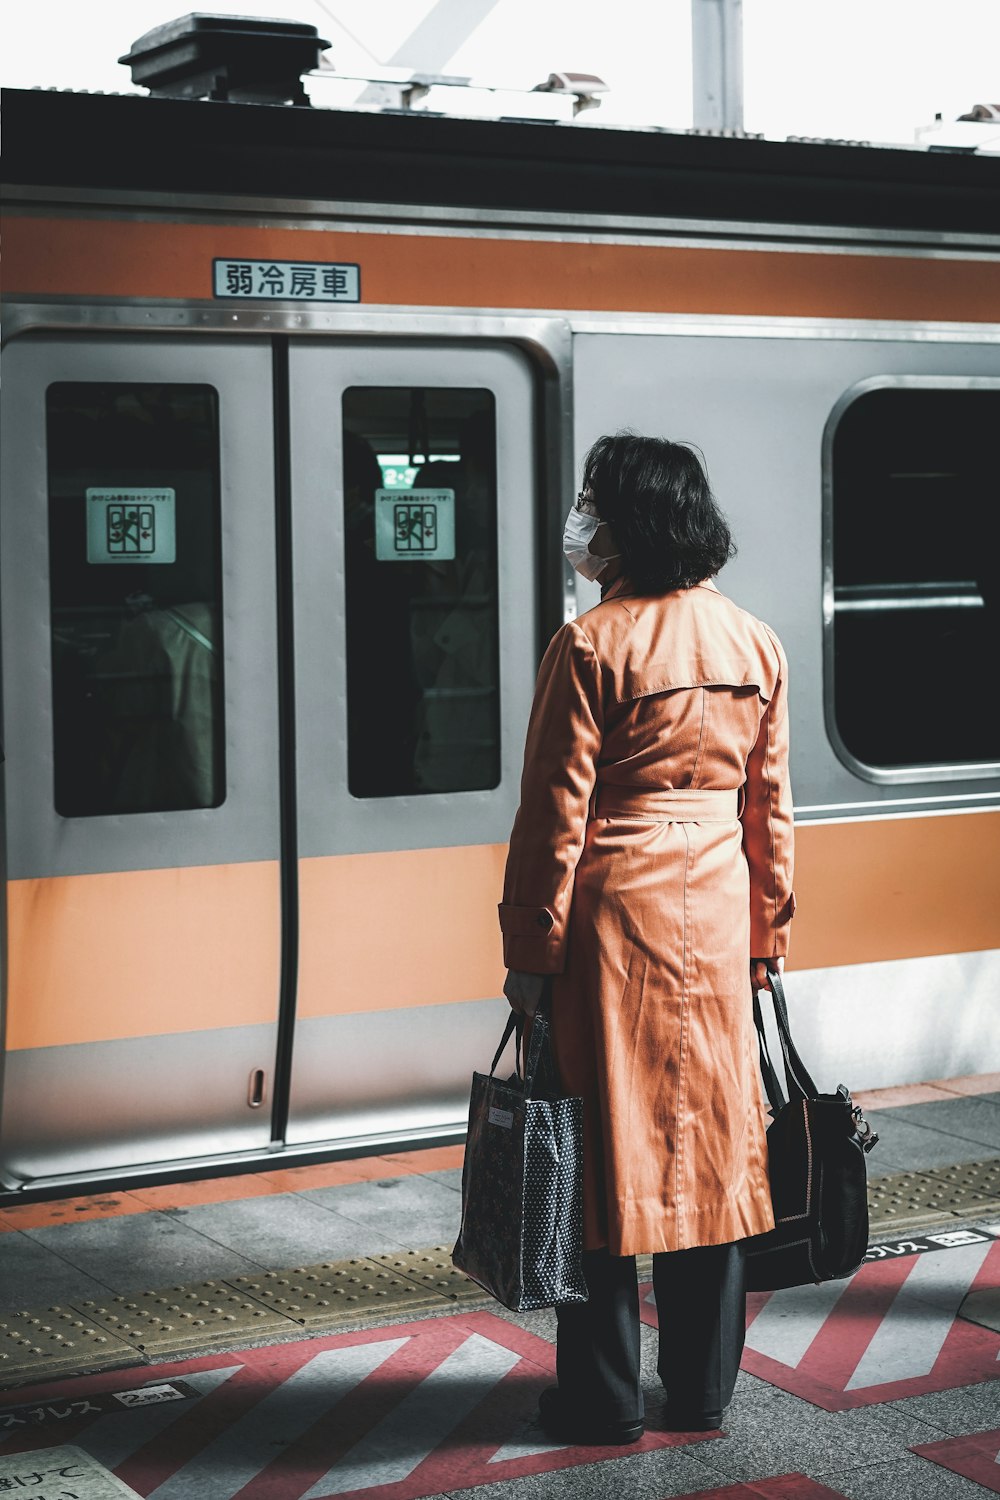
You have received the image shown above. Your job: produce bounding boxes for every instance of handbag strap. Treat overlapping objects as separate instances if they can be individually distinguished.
[752,970,820,1107]
[490,1011,523,1077]
[769,971,820,1100]
[490,990,559,1097]
[752,991,788,1113]
[523,1001,554,1098]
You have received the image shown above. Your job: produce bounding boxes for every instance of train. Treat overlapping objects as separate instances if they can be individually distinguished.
[1,14,998,1202]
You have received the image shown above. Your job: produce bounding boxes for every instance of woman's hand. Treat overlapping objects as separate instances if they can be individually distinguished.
[751,955,784,993]
[503,969,546,1017]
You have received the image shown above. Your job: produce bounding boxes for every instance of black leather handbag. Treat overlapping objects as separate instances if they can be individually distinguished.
[452,1002,589,1312]
[745,971,879,1292]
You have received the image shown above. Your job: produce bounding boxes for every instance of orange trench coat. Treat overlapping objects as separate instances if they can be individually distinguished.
[499,577,795,1257]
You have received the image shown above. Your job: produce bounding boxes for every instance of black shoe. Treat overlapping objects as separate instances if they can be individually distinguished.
[537,1385,644,1446]
[659,1401,724,1432]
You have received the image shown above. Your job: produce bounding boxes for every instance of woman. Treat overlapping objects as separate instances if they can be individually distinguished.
[500,432,794,1444]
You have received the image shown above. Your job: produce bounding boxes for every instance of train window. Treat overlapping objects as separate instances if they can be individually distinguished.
[46,383,225,816]
[831,386,1000,771]
[342,386,500,796]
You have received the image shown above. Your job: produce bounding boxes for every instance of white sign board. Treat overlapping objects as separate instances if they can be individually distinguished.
[214,258,360,301]
[112,1382,189,1408]
[86,489,176,565]
[374,488,456,562]
[0,1445,142,1498]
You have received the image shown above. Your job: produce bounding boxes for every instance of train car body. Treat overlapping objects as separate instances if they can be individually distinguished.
[2,77,999,1200]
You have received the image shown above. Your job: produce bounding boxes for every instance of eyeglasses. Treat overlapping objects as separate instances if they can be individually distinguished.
[575,491,599,516]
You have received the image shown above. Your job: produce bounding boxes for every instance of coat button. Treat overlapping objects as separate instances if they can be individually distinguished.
[536,910,554,931]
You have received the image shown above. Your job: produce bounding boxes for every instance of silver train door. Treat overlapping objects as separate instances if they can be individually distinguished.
[287,341,537,1148]
[0,334,282,1183]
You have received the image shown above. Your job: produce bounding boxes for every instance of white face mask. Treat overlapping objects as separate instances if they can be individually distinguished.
[563,505,621,582]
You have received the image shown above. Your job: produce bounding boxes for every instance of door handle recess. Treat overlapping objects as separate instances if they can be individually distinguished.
[248,1068,267,1109]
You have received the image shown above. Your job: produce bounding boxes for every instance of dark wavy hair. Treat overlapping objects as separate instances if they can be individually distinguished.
[583,431,735,593]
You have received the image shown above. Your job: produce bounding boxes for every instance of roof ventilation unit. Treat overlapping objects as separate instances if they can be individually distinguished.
[119,13,331,106]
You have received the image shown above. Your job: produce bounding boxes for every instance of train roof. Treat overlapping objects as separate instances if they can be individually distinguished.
[3,85,999,237]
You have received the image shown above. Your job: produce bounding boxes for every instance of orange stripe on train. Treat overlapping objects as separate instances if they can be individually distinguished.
[4,216,1000,323]
[5,812,999,1050]
[794,810,1000,970]
[5,860,282,1051]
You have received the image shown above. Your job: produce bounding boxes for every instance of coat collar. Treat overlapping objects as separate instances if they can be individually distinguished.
[600,575,720,602]
[600,573,633,602]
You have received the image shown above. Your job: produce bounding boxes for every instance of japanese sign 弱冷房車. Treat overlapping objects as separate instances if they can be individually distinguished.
[213,260,360,302]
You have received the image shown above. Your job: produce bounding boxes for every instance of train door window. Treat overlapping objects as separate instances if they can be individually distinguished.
[830,386,1000,771]
[342,386,500,797]
[46,383,225,815]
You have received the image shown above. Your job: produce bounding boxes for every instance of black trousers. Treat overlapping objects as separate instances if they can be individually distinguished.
[554,1239,747,1422]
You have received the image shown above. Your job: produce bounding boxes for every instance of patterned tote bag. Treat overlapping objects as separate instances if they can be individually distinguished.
[452,1002,589,1312]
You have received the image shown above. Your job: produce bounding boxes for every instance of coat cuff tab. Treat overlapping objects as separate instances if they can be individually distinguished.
[498,902,556,937]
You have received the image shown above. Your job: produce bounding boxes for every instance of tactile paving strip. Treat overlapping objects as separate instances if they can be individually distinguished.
[74,1280,290,1355]
[0,1307,136,1388]
[226,1257,448,1327]
[367,1246,487,1303]
[868,1158,1000,1232]
[5,1162,996,1388]
[925,1157,1000,1199]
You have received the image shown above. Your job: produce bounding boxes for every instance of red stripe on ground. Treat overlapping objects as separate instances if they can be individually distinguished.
[743,1290,770,1331]
[662,1477,849,1499]
[971,1236,1000,1296]
[112,1335,343,1495]
[394,1311,712,1493]
[645,1241,1000,1413]
[911,1428,1000,1494]
[229,1321,469,1500]
[790,1257,915,1391]
[742,1247,1000,1410]
[1,1311,715,1498]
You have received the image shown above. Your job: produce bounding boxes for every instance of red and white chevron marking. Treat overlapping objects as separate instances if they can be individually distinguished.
[641,1233,1000,1411]
[911,1427,1000,1494]
[0,1311,706,1500]
[657,1477,849,1500]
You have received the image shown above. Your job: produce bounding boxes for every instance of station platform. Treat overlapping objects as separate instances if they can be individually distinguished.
[1,1074,998,1500]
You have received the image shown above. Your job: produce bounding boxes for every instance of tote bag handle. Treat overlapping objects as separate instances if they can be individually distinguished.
[488,992,557,1099]
[489,1011,523,1077]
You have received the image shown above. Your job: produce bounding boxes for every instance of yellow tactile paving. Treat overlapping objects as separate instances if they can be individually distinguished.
[2,1156,998,1388]
[868,1158,1000,1233]
[367,1247,491,1304]
[73,1281,291,1357]
[0,1307,136,1387]
[226,1259,447,1328]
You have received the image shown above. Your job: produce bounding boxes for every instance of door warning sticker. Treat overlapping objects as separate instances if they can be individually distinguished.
[375,488,455,562]
[86,489,176,565]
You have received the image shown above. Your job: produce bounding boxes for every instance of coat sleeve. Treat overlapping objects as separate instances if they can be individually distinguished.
[741,625,795,958]
[499,621,603,973]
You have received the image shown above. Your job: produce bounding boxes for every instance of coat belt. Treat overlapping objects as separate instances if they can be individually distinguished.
[594,787,742,822]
